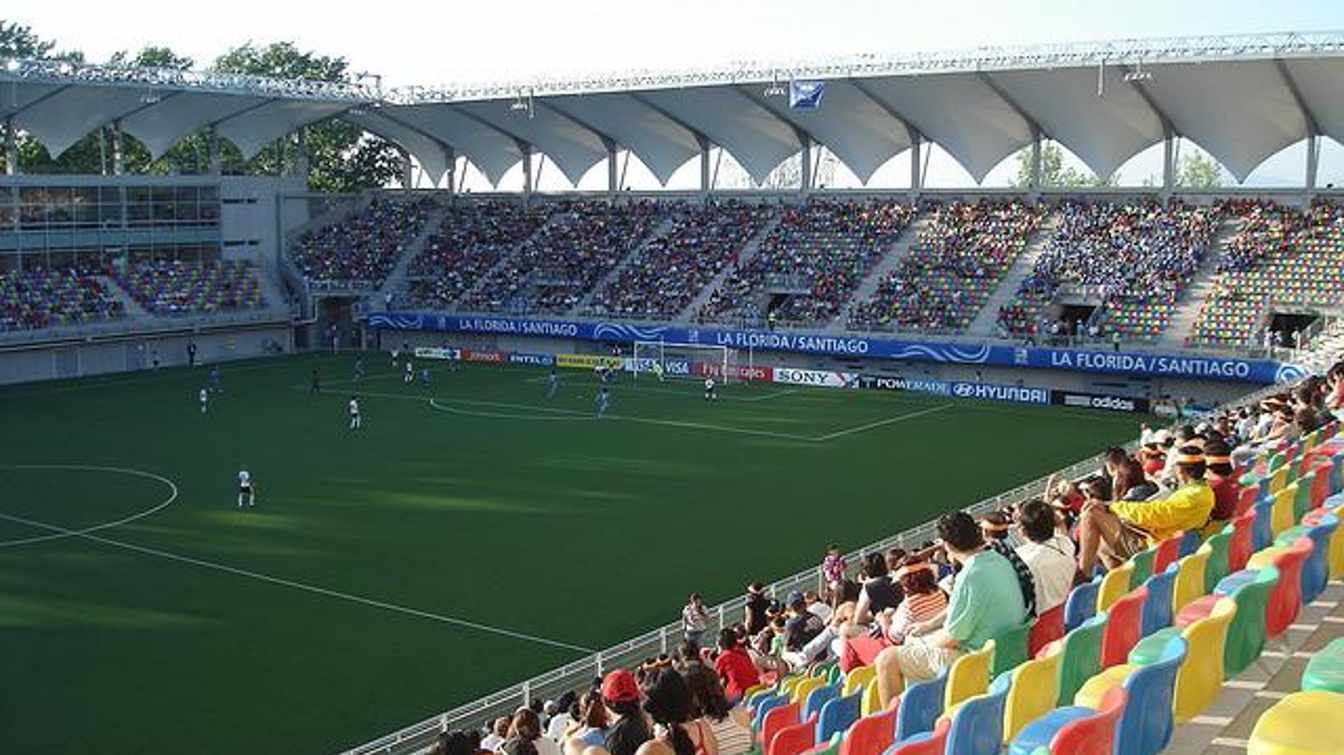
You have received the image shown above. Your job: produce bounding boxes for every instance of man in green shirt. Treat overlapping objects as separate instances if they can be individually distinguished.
[875,512,1028,707]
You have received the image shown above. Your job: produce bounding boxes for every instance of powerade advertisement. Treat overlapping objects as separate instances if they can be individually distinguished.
[370,313,1305,384]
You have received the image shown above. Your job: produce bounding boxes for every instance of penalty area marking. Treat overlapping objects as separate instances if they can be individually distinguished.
[0,464,179,548]
[0,509,595,654]
[428,398,599,422]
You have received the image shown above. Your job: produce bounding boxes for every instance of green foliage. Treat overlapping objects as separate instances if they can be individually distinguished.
[1177,150,1225,189]
[1011,142,1117,188]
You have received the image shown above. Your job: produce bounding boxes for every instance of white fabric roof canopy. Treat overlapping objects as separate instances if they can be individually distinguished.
[3,33,1343,187]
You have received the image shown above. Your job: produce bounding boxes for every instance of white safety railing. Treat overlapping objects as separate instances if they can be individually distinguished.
[343,334,1333,755]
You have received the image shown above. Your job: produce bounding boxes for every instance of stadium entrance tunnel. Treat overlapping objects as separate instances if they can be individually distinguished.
[1268,311,1320,347]
[0,465,178,547]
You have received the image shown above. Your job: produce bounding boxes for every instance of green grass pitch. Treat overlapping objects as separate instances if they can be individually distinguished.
[0,353,1144,754]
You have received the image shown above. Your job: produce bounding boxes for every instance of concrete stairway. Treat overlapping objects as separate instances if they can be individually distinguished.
[831,214,935,330]
[375,205,450,310]
[675,209,782,322]
[571,215,677,314]
[1157,217,1243,348]
[965,212,1061,337]
[98,275,147,317]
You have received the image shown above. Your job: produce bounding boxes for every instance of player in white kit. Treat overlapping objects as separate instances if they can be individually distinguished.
[704,377,718,401]
[199,387,209,414]
[349,395,362,430]
[237,467,255,508]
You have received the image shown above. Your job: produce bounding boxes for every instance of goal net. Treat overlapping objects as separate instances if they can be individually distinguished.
[631,341,739,384]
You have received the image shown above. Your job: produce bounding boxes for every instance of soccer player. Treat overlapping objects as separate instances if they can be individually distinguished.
[209,366,222,393]
[651,360,665,382]
[595,386,610,418]
[704,376,718,401]
[545,368,560,399]
[420,367,432,390]
[237,466,255,508]
[391,347,400,368]
[353,356,366,382]
[404,359,414,384]
[349,395,362,431]
[199,387,209,414]
[310,368,321,396]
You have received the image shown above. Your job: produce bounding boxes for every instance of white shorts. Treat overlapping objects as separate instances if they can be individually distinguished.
[880,634,960,683]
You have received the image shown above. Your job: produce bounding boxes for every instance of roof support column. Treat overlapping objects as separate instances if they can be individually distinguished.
[607,143,618,199]
[291,128,310,181]
[205,126,221,175]
[1162,130,1176,200]
[398,147,413,193]
[3,117,17,176]
[443,147,456,197]
[1029,130,1042,197]
[110,119,124,177]
[909,134,921,200]
[698,137,711,199]
[521,144,534,205]
[1306,134,1320,200]
[799,138,813,197]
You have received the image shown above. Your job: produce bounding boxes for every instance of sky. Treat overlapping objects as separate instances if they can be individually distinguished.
[7,0,1344,190]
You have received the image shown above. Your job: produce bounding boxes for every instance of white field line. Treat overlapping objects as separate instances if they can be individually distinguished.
[0,464,179,548]
[341,386,951,443]
[519,375,799,403]
[0,509,595,654]
[813,404,956,441]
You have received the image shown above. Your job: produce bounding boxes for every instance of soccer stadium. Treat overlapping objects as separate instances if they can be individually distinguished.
[4,7,1344,755]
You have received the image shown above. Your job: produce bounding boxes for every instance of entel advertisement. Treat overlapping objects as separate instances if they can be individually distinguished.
[369,313,1305,384]
[509,352,555,367]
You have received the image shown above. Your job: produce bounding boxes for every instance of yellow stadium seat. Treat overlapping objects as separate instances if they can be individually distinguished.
[1272,485,1298,537]
[1249,690,1344,755]
[1003,651,1062,742]
[1172,550,1210,615]
[860,677,882,717]
[1098,564,1133,613]
[792,676,825,704]
[1173,598,1237,723]
[945,639,994,711]
[843,665,877,697]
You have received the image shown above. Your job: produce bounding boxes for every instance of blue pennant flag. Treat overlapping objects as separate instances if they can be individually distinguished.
[789,80,825,110]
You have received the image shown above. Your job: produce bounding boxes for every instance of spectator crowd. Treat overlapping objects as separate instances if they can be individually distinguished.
[116,259,266,316]
[462,201,666,315]
[586,201,774,320]
[849,199,1040,333]
[697,199,915,328]
[403,202,554,310]
[289,196,436,291]
[0,267,124,332]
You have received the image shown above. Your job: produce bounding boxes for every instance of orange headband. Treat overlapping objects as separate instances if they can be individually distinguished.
[1176,453,1205,465]
[895,563,935,580]
[1205,454,1231,465]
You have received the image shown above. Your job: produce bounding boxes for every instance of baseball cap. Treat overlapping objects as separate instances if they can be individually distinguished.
[787,590,806,606]
[601,669,639,703]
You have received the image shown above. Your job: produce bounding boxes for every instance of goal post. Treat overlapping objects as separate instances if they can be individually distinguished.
[631,340,738,384]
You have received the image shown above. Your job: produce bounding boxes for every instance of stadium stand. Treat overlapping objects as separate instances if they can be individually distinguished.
[697,199,916,328]
[996,200,1219,343]
[459,200,666,315]
[0,268,126,332]
[400,201,555,310]
[115,259,266,315]
[584,200,775,319]
[847,199,1041,334]
[1190,199,1344,349]
[288,196,436,291]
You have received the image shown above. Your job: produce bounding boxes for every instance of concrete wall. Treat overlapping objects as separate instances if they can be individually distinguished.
[0,325,291,385]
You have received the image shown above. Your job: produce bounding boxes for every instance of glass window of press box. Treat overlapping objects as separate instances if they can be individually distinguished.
[0,185,220,231]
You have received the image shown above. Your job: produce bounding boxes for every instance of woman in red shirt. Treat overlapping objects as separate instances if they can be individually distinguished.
[712,629,759,703]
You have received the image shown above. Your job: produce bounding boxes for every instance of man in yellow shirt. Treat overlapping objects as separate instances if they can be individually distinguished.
[1077,445,1215,575]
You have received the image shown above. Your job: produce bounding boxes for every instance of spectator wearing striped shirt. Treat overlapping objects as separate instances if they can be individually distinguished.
[684,663,753,755]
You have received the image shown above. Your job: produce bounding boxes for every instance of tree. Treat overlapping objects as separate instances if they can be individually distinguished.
[210,42,401,192]
[0,19,79,60]
[1011,141,1116,188]
[1176,150,1225,189]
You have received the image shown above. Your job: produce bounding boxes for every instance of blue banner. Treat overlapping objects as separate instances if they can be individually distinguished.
[790,80,825,110]
[367,313,1304,385]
